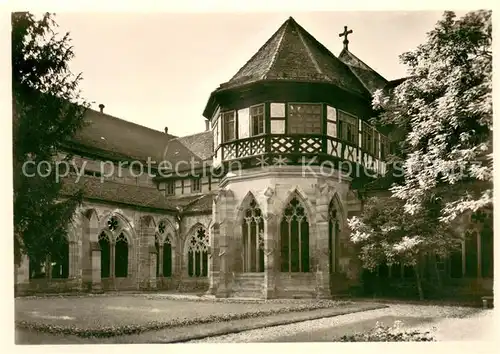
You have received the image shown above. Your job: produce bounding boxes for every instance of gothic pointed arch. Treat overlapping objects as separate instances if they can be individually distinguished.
[281,186,314,222]
[235,191,258,222]
[99,212,136,242]
[185,224,209,277]
[115,232,129,277]
[240,195,264,272]
[97,213,134,279]
[328,193,344,274]
[98,231,111,278]
[280,193,310,273]
[49,233,70,280]
[156,218,174,277]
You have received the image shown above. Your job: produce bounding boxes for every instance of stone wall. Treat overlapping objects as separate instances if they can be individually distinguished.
[14,200,214,296]
[208,165,362,299]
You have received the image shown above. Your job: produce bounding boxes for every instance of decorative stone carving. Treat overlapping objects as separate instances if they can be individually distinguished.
[263,186,274,199]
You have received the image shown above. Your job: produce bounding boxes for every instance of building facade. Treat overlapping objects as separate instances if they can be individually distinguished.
[14,17,492,299]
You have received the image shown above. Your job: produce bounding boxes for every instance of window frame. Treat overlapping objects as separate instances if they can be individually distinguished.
[222,110,236,142]
[287,103,323,135]
[191,178,201,193]
[362,121,374,154]
[337,110,359,146]
[249,104,265,136]
[165,181,175,196]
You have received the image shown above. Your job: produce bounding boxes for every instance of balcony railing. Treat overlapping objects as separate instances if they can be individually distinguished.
[217,134,387,175]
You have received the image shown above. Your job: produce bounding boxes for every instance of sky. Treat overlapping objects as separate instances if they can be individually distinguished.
[53,11,453,137]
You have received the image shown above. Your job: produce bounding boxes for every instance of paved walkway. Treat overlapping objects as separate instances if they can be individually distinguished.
[190,304,494,342]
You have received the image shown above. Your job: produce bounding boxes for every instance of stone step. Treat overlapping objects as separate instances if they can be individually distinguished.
[231,290,263,298]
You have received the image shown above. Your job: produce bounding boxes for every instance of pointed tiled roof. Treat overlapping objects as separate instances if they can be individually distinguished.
[338,48,388,95]
[219,17,369,97]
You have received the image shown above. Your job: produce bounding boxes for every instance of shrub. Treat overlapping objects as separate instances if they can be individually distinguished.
[339,320,435,342]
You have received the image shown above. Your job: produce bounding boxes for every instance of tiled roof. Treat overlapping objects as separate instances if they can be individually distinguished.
[175,131,214,160]
[219,17,369,97]
[60,175,176,211]
[165,193,215,213]
[338,48,388,95]
[70,108,175,162]
[161,138,204,169]
[183,193,215,213]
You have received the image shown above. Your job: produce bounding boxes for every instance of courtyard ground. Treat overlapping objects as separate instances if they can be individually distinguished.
[15,293,384,344]
[15,293,493,344]
[191,304,494,342]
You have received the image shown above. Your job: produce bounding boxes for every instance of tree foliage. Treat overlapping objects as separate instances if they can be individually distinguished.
[349,10,492,298]
[12,12,88,266]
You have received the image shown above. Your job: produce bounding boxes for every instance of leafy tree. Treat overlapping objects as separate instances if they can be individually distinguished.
[349,10,492,299]
[12,12,88,268]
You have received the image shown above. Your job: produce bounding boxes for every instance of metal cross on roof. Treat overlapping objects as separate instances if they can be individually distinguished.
[339,25,353,50]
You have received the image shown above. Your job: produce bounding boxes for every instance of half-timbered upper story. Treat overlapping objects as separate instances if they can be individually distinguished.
[203,17,394,179]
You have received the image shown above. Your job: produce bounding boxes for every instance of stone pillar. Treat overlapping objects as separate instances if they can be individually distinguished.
[15,255,30,295]
[263,213,278,299]
[207,222,220,295]
[216,189,235,298]
[315,218,331,298]
[315,184,332,299]
[69,241,78,279]
[149,245,157,289]
[217,222,231,297]
[138,217,157,290]
[110,241,116,289]
[90,241,102,292]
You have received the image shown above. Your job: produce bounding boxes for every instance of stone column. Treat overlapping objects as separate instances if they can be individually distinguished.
[90,241,102,292]
[216,189,235,298]
[15,255,30,295]
[315,217,331,298]
[149,244,157,289]
[138,217,157,290]
[110,241,116,290]
[315,186,331,299]
[69,241,78,279]
[207,222,220,295]
[263,212,278,299]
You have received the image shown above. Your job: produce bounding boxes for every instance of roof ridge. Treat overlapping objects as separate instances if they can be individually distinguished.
[294,20,327,80]
[339,48,388,82]
[228,19,290,83]
[87,108,177,139]
[72,175,161,190]
[263,18,290,80]
[174,130,211,141]
[290,20,370,97]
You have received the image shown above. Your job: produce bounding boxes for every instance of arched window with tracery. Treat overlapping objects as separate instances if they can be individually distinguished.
[99,232,111,278]
[242,198,264,272]
[187,227,208,277]
[51,237,69,279]
[163,233,172,277]
[156,221,173,277]
[328,200,340,274]
[280,197,309,272]
[115,233,128,277]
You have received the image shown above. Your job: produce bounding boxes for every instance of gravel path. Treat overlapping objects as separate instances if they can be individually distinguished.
[190,304,488,342]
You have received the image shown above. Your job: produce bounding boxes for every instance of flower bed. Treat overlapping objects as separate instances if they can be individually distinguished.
[339,320,435,342]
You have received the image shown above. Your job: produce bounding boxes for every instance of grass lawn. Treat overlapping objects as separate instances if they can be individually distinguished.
[15,294,362,339]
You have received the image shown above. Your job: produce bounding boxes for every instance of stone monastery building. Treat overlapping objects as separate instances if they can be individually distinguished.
[14,17,493,298]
